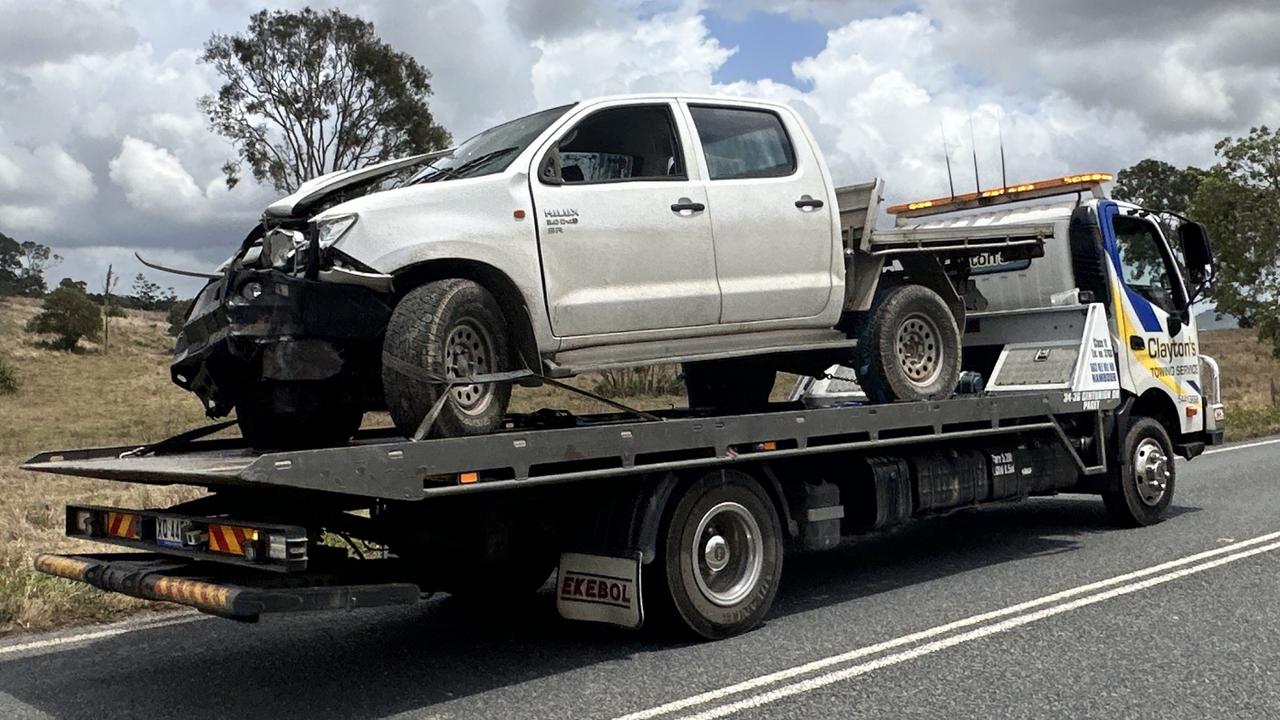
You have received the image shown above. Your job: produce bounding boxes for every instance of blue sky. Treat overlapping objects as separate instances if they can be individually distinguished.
[703,10,827,87]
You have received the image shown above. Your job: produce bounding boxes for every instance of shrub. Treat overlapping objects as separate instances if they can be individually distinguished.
[105,305,128,318]
[25,280,101,351]
[592,366,684,399]
[167,299,192,336]
[0,356,17,395]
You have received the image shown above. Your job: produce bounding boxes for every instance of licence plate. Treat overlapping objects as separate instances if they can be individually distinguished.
[155,518,191,548]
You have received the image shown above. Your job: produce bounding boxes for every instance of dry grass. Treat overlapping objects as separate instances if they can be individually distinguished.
[0,297,212,635]
[1198,328,1280,440]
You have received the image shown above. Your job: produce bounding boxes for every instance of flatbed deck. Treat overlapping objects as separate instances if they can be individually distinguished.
[23,390,1116,501]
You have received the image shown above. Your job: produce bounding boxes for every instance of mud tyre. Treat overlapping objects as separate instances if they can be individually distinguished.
[383,279,513,439]
[854,284,961,403]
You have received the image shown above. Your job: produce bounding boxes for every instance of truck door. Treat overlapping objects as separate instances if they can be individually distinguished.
[1103,204,1202,433]
[530,101,720,338]
[682,102,835,323]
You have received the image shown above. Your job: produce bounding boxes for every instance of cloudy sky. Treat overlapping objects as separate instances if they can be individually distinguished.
[1,0,1277,296]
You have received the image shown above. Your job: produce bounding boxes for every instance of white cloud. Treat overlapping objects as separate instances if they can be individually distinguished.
[0,0,137,65]
[108,136,210,218]
[0,0,1276,292]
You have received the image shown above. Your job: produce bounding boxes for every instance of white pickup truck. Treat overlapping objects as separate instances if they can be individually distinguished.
[168,93,1211,448]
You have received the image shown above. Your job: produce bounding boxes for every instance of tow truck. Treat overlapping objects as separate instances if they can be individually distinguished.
[26,173,1223,639]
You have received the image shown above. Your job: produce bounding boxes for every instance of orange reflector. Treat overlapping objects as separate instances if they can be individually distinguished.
[1186,406,1198,417]
[208,524,258,555]
[513,209,526,220]
[459,472,479,485]
[106,511,141,540]
[757,441,778,451]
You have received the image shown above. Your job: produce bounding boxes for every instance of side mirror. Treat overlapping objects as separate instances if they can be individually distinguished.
[1178,221,1213,291]
[540,145,563,185]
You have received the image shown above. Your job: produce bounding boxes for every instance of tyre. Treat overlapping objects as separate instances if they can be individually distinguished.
[382,279,513,439]
[683,360,776,411]
[1102,417,1175,527]
[235,392,363,449]
[854,284,961,403]
[655,470,784,639]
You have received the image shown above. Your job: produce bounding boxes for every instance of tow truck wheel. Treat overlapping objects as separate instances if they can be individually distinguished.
[656,470,783,639]
[1103,417,1176,527]
[383,279,512,439]
[854,284,961,403]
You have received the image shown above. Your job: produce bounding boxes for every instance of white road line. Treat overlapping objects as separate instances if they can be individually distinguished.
[1204,437,1280,455]
[681,539,1280,720]
[0,614,202,658]
[614,530,1280,720]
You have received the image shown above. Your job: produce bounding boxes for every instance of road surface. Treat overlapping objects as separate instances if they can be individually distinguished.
[2,438,1278,719]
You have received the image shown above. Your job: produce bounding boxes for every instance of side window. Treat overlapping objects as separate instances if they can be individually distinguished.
[688,105,796,180]
[1113,215,1183,313]
[555,105,685,184]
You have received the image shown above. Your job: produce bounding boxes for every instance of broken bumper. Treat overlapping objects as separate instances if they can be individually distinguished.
[172,269,392,413]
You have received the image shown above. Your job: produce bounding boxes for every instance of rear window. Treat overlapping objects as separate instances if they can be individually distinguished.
[689,106,796,180]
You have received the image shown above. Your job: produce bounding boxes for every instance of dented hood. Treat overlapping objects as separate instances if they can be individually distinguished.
[263,148,454,220]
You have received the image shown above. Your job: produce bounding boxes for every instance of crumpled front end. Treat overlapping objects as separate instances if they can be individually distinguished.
[171,242,393,419]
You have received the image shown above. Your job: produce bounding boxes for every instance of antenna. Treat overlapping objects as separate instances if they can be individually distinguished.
[998,116,1008,190]
[968,114,981,193]
[939,120,956,201]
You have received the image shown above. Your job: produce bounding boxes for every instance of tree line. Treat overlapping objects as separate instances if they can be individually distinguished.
[1113,126,1280,355]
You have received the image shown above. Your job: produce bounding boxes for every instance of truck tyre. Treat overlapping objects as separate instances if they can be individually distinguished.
[683,361,776,411]
[1103,417,1175,527]
[235,392,362,449]
[854,284,961,403]
[383,279,512,438]
[655,470,783,639]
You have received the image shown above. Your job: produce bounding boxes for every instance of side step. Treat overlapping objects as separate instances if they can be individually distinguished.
[34,553,421,621]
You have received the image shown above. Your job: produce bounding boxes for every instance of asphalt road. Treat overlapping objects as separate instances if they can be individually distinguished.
[3,438,1279,719]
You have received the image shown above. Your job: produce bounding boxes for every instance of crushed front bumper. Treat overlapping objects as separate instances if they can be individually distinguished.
[172,269,392,415]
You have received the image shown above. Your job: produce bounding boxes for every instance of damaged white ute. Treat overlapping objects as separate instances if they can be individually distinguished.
[173,94,1005,448]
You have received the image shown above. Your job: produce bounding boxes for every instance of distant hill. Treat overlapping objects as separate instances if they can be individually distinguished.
[1197,309,1239,330]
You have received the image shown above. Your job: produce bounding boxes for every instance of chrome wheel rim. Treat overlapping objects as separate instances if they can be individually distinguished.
[1134,437,1170,506]
[691,501,763,607]
[444,319,495,416]
[895,313,943,387]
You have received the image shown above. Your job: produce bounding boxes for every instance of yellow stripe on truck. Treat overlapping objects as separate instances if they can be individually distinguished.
[149,577,234,612]
[33,553,92,582]
[1110,283,1187,398]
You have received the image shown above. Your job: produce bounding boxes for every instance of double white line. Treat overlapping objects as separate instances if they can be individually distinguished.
[616,530,1280,720]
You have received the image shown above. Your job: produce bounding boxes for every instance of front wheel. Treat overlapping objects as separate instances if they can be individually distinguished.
[382,279,513,439]
[1103,417,1176,527]
[654,470,784,639]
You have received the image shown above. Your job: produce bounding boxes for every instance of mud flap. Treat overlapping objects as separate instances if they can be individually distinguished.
[555,552,644,629]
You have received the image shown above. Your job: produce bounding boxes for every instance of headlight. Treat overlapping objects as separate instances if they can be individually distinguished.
[316,214,358,249]
[264,229,306,268]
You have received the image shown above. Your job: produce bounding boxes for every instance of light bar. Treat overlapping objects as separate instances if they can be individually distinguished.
[887,172,1113,219]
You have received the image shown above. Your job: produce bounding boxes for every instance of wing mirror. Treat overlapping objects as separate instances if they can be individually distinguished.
[540,145,563,185]
[1177,221,1213,300]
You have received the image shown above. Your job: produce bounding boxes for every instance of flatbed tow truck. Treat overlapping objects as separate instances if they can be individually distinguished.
[25,175,1225,639]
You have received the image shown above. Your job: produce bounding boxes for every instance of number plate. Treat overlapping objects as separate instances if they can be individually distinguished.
[155,518,191,548]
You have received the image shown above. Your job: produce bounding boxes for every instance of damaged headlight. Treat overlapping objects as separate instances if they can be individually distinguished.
[316,214,358,249]
[264,229,307,269]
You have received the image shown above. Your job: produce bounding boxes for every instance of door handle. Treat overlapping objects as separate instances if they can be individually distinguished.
[795,197,825,209]
[1129,335,1146,351]
[671,201,706,213]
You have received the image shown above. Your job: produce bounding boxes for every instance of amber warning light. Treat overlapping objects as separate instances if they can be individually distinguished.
[886,172,1113,218]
